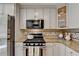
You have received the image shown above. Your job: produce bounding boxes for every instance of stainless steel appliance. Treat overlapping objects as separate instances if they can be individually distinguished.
[7,15,15,56]
[23,33,46,56]
[26,19,44,29]
[0,15,15,56]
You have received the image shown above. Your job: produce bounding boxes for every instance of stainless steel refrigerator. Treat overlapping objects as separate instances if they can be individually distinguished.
[0,15,15,56]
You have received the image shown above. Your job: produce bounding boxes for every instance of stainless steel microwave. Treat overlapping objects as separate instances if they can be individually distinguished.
[26,20,44,29]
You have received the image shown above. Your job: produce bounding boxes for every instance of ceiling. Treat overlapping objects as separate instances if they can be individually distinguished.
[20,3,65,6]
[19,3,66,8]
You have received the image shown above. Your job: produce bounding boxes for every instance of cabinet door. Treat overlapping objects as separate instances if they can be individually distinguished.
[20,9,26,29]
[50,8,56,29]
[46,43,54,56]
[35,8,43,19]
[58,44,66,56]
[44,8,50,29]
[54,43,60,56]
[15,43,23,56]
[54,43,66,56]
[67,4,79,28]
[0,4,3,14]
[26,8,35,20]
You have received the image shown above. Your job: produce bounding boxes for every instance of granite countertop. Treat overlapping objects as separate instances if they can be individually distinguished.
[15,36,79,53]
[45,38,79,53]
[15,36,26,43]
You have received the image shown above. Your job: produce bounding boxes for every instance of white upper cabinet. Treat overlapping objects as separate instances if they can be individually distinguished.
[19,7,56,29]
[26,8,43,20]
[50,8,56,29]
[35,8,43,19]
[43,8,50,29]
[26,8,35,19]
[44,8,56,29]
[20,9,26,29]
[67,4,79,28]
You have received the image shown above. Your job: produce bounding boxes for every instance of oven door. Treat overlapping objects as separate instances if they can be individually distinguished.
[23,46,46,56]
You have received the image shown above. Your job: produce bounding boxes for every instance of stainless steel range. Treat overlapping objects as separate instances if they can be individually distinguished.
[23,33,46,56]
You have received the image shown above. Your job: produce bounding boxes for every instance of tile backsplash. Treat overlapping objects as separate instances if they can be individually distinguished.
[22,29,79,41]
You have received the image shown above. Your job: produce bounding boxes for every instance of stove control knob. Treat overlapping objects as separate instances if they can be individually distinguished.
[35,43,38,45]
[30,43,34,45]
[27,43,29,45]
[40,43,41,45]
[43,43,45,45]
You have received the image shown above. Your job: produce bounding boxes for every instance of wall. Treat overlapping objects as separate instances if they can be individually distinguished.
[0,3,15,15]
[15,4,23,41]
[66,3,79,28]
[0,3,21,41]
[56,3,66,9]
[0,3,15,38]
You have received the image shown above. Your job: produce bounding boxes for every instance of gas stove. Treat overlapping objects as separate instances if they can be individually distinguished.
[23,33,46,46]
[23,33,46,56]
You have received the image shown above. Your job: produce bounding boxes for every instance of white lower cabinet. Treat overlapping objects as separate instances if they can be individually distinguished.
[46,43,54,56]
[54,43,66,56]
[15,43,24,56]
[46,43,65,56]
[53,43,60,56]
[66,47,79,56]
[15,43,79,56]
[46,43,79,56]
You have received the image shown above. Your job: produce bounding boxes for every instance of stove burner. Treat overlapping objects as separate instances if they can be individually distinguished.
[23,33,46,46]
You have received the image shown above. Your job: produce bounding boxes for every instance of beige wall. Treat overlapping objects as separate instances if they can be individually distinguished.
[15,4,23,41]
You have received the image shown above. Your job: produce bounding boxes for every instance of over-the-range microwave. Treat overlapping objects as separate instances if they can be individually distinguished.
[26,19,44,29]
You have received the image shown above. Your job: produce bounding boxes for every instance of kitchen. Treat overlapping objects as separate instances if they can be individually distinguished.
[0,3,79,56]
